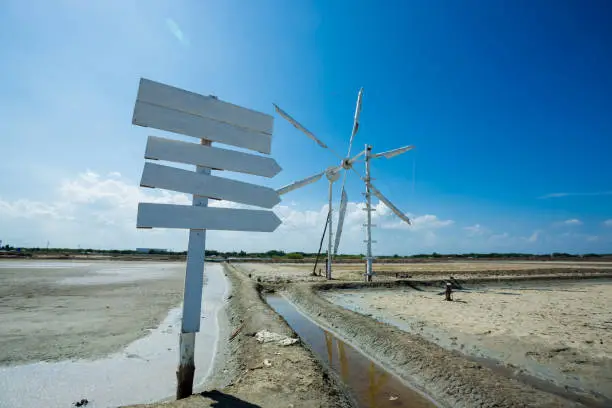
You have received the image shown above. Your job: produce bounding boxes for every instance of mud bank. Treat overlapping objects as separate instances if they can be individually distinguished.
[324,280,612,406]
[128,263,353,408]
[285,283,579,408]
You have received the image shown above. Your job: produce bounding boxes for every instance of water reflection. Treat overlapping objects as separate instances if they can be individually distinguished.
[369,361,389,407]
[323,330,391,408]
[338,338,349,382]
[266,296,436,408]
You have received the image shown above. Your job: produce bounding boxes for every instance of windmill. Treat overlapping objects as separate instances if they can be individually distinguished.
[358,143,414,281]
[274,89,414,281]
[273,89,365,279]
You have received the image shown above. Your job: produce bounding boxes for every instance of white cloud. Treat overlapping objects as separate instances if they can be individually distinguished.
[489,232,510,241]
[464,224,486,237]
[165,18,189,46]
[381,214,454,231]
[563,219,583,226]
[0,170,455,254]
[539,191,612,199]
[604,219,612,227]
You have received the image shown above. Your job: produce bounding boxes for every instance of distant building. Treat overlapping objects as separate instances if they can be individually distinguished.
[136,248,168,254]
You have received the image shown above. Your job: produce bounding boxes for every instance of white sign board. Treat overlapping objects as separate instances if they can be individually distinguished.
[132,78,282,397]
[140,162,280,209]
[133,79,273,154]
[145,136,281,178]
[137,203,281,231]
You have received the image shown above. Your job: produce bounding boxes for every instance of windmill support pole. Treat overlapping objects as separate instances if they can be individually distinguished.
[365,144,373,282]
[327,180,333,280]
[176,139,211,399]
[313,212,330,276]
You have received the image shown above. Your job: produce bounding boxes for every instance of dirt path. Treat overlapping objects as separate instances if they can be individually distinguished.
[128,264,354,408]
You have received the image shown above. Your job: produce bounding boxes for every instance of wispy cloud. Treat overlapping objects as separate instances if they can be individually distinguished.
[0,170,455,253]
[489,232,510,241]
[604,219,612,227]
[464,224,486,237]
[539,191,612,199]
[562,219,583,226]
[165,18,189,46]
[527,230,541,243]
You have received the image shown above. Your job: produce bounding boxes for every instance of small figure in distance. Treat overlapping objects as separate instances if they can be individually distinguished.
[445,282,453,301]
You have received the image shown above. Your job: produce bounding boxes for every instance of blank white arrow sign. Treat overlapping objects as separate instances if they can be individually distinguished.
[145,136,281,178]
[137,203,282,231]
[141,162,280,209]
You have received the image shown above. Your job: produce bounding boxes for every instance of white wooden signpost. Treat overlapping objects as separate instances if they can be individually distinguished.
[132,78,281,399]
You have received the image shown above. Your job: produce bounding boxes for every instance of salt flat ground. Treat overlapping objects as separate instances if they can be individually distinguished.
[0,260,229,408]
[323,280,612,403]
[0,260,186,364]
[236,260,612,282]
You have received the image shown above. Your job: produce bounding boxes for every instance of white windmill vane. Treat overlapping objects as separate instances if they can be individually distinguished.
[274,89,414,280]
[273,88,364,279]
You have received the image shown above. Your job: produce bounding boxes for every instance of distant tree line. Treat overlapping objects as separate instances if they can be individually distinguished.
[2,245,610,259]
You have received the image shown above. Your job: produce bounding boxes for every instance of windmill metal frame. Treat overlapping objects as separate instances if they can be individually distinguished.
[273,89,414,280]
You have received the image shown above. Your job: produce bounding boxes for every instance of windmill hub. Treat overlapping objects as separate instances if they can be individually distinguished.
[341,158,352,170]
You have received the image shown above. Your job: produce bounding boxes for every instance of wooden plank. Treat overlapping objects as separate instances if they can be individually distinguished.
[137,78,273,135]
[133,101,272,154]
[145,136,281,178]
[136,203,282,231]
[140,162,280,209]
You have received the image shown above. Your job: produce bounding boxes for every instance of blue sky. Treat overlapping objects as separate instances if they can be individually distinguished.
[1,0,611,254]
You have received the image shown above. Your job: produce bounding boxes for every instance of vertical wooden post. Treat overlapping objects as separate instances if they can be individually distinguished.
[445,282,453,301]
[176,139,211,399]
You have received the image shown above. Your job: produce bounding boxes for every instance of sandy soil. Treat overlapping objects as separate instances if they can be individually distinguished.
[0,260,186,365]
[323,280,612,405]
[235,261,612,283]
[286,282,579,408]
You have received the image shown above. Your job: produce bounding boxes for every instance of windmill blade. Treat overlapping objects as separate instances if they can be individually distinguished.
[277,171,325,195]
[273,103,344,161]
[333,188,348,255]
[371,145,415,159]
[348,149,365,164]
[346,88,364,157]
[369,183,411,225]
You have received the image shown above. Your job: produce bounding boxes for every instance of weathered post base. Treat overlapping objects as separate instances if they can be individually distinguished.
[176,332,196,399]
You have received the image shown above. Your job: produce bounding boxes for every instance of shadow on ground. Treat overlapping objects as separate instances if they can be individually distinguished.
[200,390,262,408]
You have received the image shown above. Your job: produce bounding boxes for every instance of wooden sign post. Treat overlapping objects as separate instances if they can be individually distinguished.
[132,78,281,399]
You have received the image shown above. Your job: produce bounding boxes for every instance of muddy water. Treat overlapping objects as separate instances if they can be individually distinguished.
[266,295,437,408]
